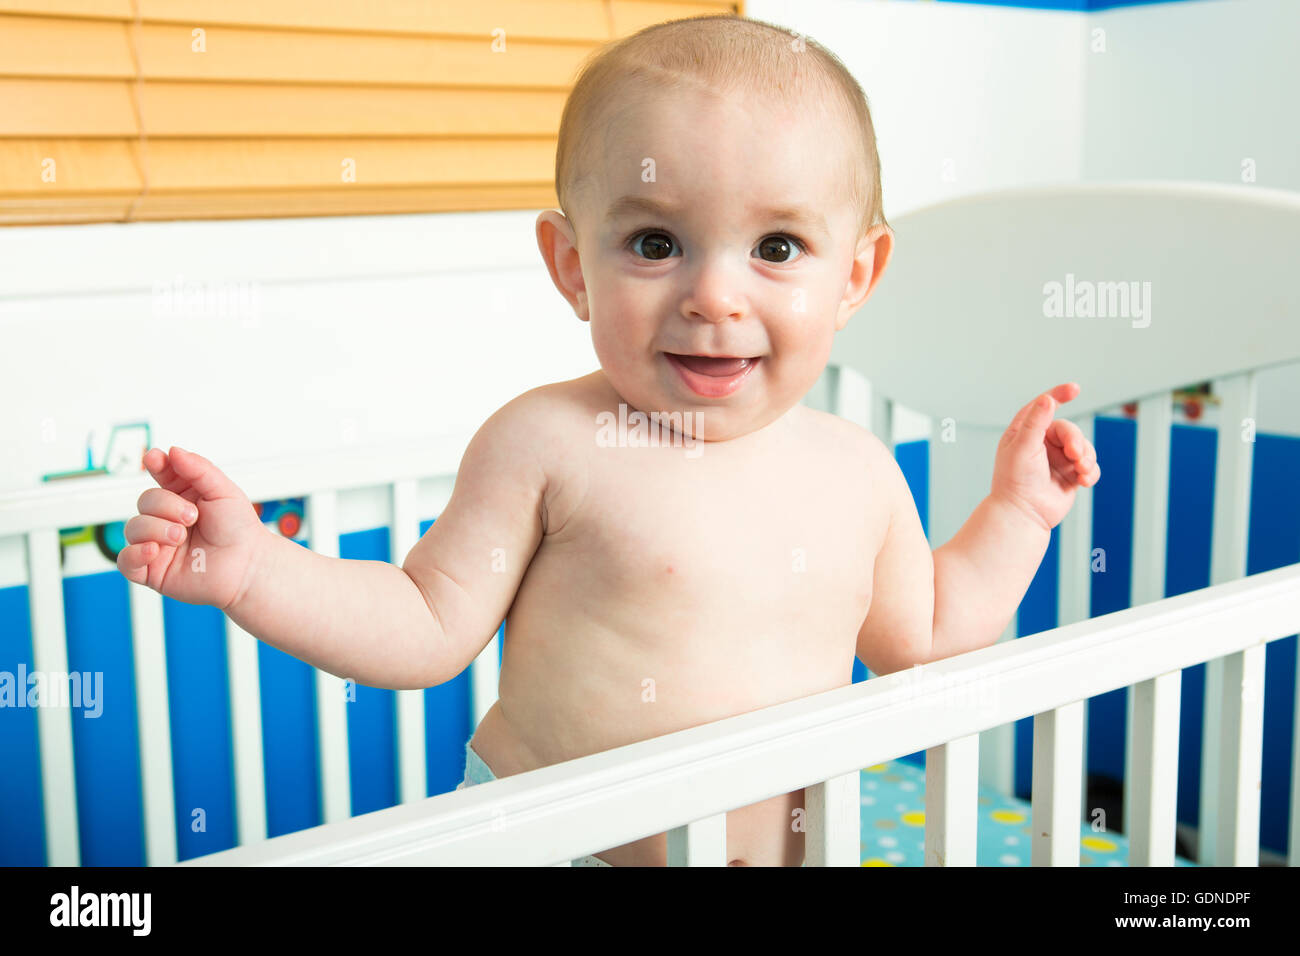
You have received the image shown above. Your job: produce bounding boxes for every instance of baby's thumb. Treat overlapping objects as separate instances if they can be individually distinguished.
[167,446,243,502]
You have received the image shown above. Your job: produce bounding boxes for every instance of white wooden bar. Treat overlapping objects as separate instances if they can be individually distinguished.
[224,617,267,844]
[1057,415,1095,815]
[1031,701,1083,866]
[924,733,979,866]
[1126,394,1172,835]
[666,814,727,866]
[1127,670,1181,865]
[870,390,894,450]
[470,634,500,730]
[1201,372,1257,864]
[126,583,177,865]
[25,528,80,866]
[0,436,474,542]
[804,770,860,866]
[829,364,872,433]
[980,617,1017,796]
[390,478,427,805]
[1215,645,1266,865]
[307,490,351,824]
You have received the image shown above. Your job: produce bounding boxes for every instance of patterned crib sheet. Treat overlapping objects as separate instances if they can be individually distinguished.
[857,759,1197,867]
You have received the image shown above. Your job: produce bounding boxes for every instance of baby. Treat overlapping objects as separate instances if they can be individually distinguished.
[116,14,1099,866]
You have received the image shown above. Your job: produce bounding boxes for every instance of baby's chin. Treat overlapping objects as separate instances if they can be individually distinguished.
[600,365,791,443]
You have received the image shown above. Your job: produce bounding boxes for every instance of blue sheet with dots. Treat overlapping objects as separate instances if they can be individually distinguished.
[857,758,1197,867]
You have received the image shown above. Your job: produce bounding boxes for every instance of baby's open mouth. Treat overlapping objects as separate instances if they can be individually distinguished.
[666,354,756,376]
[664,353,760,398]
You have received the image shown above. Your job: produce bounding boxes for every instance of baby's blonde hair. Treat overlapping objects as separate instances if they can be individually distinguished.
[554,13,888,242]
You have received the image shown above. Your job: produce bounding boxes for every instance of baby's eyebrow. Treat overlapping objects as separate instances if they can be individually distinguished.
[606,195,829,239]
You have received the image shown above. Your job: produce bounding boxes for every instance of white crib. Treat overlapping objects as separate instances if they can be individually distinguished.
[2,181,1298,867]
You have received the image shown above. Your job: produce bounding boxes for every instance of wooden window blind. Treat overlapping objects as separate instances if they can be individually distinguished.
[0,0,742,225]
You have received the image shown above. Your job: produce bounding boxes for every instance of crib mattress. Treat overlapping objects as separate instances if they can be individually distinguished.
[857,759,1197,867]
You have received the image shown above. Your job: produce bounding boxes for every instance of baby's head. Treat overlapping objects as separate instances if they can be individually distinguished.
[537,13,893,441]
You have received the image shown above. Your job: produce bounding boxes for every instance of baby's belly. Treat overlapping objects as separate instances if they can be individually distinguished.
[468,613,856,866]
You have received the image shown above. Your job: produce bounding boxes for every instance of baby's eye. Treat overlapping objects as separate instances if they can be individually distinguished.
[630,231,679,261]
[754,235,804,263]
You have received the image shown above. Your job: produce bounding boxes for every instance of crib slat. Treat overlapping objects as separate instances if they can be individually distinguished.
[1201,372,1257,864]
[307,490,352,824]
[924,733,978,866]
[25,528,80,866]
[666,813,727,866]
[870,390,894,450]
[470,633,500,730]
[1125,393,1172,836]
[390,478,427,804]
[829,364,872,433]
[126,583,177,865]
[1214,645,1265,865]
[225,617,267,844]
[981,617,1017,795]
[804,770,860,866]
[1030,701,1083,866]
[1127,670,1181,865]
[1057,415,1095,815]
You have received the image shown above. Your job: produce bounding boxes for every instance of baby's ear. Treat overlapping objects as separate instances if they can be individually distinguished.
[835,225,894,331]
[535,210,589,321]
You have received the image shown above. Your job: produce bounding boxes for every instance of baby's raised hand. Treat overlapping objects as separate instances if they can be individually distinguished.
[990,383,1101,531]
[117,446,269,610]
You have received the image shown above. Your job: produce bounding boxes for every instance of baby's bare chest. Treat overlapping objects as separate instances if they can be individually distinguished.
[535,442,885,632]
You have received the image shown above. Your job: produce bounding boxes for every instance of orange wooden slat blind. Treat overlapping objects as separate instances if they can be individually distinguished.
[0,0,742,225]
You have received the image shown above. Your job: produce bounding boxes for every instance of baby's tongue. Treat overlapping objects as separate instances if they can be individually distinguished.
[674,355,751,376]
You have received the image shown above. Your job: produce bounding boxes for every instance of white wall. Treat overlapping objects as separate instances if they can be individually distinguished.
[1,0,1296,499]
[0,211,598,494]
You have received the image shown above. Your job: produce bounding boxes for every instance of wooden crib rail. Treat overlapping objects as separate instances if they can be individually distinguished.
[0,434,473,538]
[181,561,1300,867]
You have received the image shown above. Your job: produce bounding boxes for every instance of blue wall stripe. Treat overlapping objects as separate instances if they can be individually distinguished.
[937,0,1201,11]
[165,599,237,861]
[63,572,145,865]
[339,527,398,817]
[0,586,44,865]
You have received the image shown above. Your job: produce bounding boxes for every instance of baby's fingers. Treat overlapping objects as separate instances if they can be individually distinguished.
[137,487,199,524]
[117,541,162,585]
[125,512,189,548]
[1047,420,1094,460]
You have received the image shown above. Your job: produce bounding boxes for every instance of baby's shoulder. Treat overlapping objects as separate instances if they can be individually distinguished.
[791,403,892,466]
[467,372,606,485]
[484,371,607,442]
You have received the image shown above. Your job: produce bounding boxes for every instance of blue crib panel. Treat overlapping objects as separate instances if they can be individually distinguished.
[1,419,1296,864]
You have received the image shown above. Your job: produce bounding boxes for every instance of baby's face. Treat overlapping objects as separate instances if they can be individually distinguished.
[541,85,889,441]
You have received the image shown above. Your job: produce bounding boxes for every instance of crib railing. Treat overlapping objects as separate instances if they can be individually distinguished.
[0,432,490,866]
[172,560,1300,867]
[824,366,1299,865]
[3,403,1298,866]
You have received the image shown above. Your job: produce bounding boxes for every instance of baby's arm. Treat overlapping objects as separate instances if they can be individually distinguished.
[855,384,1099,674]
[119,395,548,690]
[238,396,547,688]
